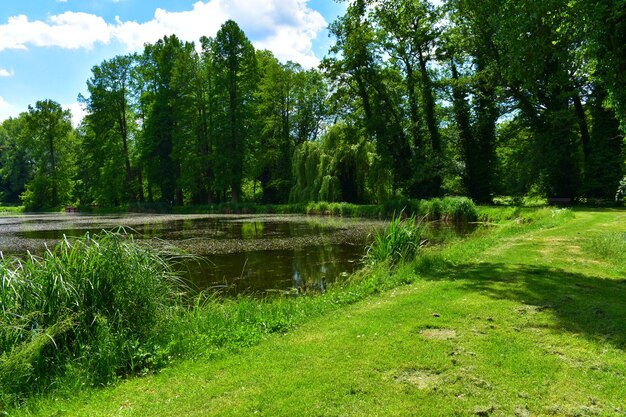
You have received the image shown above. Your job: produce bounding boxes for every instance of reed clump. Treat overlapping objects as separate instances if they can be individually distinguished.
[0,232,180,406]
[366,215,426,265]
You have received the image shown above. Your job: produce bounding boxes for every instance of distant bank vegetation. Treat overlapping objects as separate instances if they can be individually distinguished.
[1,0,625,211]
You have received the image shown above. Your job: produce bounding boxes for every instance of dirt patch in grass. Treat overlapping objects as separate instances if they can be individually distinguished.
[419,328,457,340]
[393,368,442,390]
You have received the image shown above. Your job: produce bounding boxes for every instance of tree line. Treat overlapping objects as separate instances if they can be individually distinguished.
[1,1,624,210]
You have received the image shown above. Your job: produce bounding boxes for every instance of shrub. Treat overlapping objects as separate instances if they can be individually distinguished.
[440,197,479,222]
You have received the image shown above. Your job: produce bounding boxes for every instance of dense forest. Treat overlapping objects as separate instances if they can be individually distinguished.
[1,0,625,210]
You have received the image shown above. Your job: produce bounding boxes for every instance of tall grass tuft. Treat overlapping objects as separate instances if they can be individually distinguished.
[366,215,427,265]
[0,232,180,407]
[584,232,626,265]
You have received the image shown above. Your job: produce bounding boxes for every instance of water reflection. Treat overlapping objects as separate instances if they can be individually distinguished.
[177,243,364,296]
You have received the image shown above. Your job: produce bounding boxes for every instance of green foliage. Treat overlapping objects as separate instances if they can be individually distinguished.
[0,232,179,406]
[0,117,31,204]
[80,54,140,206]
[289,123,373,204]
[140,35,187,204]
[212,20,258,203]
[20,100,76,211]
[252,52,296,203]
[366,215,426,265]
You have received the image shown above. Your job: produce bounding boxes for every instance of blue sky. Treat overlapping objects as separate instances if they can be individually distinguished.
[0,0,346,125]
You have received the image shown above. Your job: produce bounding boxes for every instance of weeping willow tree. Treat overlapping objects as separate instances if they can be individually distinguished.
[289,122,375,203]
[290,141,327,202]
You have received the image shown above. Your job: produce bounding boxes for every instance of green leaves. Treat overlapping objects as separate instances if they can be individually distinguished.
[21,100,76,210]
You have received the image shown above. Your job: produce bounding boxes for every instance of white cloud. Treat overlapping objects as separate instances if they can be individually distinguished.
[112,2,229,51]
[0,0,327,67]
[64,102,87,128]
[0,96,19,123]
[0,67,14,77]
[0,13,111,51]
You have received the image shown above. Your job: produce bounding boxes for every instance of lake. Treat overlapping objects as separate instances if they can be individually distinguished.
[0,213,385,295]
[0,213,475,296]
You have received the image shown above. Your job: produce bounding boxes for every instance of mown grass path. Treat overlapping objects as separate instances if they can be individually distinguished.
[23,209,626,416]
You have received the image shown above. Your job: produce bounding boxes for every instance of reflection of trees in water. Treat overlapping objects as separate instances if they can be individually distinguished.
[291,245,350,292]
[241,222,264,239]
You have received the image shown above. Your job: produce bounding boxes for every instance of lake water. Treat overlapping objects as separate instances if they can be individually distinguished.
[0,213,475,296]
[0,213,384,295]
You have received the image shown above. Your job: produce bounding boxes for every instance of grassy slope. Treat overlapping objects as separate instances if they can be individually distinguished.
[20,209,626,416]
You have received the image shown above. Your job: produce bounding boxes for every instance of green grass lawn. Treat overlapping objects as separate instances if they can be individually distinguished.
[12,209,626,416]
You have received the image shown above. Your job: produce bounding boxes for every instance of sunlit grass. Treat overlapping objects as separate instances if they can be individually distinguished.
[0,205,24,214]
[1,207,590,413]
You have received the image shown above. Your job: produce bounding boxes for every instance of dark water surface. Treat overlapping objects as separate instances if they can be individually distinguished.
[0,213,475,295]
[0,214,383,295]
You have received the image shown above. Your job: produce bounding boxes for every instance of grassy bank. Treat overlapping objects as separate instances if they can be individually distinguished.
[0,205,24,214]
[80,197,479,222]
[0,216,439,409]
[0,206,531,409]
[4,207,615,415]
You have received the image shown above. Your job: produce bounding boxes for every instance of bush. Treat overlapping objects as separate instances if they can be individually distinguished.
[439,197,479,222]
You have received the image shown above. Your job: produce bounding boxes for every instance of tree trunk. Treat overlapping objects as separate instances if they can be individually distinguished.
[450,60,477,199]
[418,47,441,154]
[572,94,591,163]
[404,58,423,151]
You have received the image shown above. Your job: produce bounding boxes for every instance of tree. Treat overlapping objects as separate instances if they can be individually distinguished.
[0,116,31,204]
[324,0,412,195]
[212,20,258,203]
[81,54,140,205]
[21,100,75,210]
[292,68,328,145]
[140,35,186,204]
[170,40,215,204]
[444,0,500,202]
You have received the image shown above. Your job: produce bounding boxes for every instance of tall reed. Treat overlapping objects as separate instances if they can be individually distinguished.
[0,232,180,406]
[366,215,427,265]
